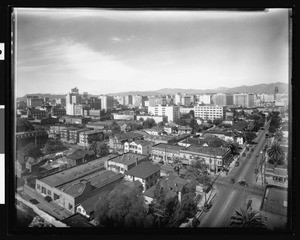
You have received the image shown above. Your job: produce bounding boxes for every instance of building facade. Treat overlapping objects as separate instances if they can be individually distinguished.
[148,105,180,122]
[194,105,224,120]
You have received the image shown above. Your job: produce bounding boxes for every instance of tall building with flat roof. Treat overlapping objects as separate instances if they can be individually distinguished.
[148,105,180,122]
[99,95,114,110]
[194,105,224,120]
[233,93,255,107]
[212,93,227,106]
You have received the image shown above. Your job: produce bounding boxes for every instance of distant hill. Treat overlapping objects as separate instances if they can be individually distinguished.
[18,82,288,100]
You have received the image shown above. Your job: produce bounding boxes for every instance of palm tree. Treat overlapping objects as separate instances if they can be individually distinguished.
[229,208,267,228]
[267,141,285,166]
[274,130,283,141]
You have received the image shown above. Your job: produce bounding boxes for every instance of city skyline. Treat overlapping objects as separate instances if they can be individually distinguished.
[15,8,290,97]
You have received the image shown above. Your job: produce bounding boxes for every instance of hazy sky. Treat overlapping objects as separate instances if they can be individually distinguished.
[14,8,290,97]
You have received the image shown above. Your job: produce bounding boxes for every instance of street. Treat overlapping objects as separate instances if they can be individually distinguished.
[198,124,269,227]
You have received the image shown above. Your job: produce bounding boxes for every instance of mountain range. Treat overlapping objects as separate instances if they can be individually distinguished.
[17,82,288,101]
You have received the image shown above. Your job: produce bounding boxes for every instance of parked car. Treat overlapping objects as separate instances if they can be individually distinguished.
[235,161,240,167]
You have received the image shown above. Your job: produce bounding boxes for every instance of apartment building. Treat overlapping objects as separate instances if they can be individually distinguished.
[124,140,153,156]
[148,105,180,122]
[194,105,225,120]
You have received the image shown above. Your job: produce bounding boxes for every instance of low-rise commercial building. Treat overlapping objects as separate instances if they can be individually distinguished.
[105,152,149,174]
[179,145,231,174]
[151,144,182,164]
[35,154,121,214]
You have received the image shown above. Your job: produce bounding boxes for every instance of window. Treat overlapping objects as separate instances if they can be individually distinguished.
[42,186,46,194]
[37,184,40,190]
[68,203,73,210]
[47,190,52,196]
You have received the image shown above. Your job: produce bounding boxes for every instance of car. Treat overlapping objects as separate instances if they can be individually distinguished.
[238,179,248,187]
[235,161,240,167]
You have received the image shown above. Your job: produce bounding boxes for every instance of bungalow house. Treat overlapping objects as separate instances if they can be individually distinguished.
[143,173,188,205]
[124,162,161,192]
[178,126,193,135]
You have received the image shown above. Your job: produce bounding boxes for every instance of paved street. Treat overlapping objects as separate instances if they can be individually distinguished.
[199,124,269,227]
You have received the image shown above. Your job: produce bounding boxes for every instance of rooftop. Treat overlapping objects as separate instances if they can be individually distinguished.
[108,152,148,166]
[125,162,161,179]
[67,149,95,161]
[181,145,230,156]
[152,143,183,152]
[38,154,118,187]
[261,186,288,216]
[62,213,94,227]
[112,132,144,140]
[130,140,153,146]
[57,170,123,198]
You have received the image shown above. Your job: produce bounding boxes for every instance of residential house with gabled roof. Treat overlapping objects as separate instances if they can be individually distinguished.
[67,149,96,166]
[109,132,144,154]
[124,140,153,156]
[124,162,161,192]
[143,173,188,204]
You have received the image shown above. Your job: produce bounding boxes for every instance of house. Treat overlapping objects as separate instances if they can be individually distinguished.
[108,132,144,154]
[222,118,234,125]
[66,149,96,166]
[143,174,188,204]
[124,162,161,192]
[224,132,244,145]
[151,144,183,164]
[78,130,104,147]
[163,125,177,135]
[124,140,153,156]
[178,126,193,135]
[143,127,164,136]
[104,152,149,174]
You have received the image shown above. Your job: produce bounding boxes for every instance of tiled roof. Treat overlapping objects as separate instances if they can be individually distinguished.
[125,162,161,179]
[67,149,95,160]
[131,140,153,146]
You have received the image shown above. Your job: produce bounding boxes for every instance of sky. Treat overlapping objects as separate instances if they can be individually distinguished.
[14,8,290,97]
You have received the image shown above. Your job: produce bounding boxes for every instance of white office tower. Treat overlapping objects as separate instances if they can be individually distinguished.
[99,95,114,110]
[66,87,82,115]
[198,94,211,105]
[148,105,180,122]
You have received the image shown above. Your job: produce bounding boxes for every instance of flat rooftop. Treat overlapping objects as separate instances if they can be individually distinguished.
[261,186,288,217]
[108,152,148,166]
[152,143,182,152]
[181,145,230,156]
[38,154,118,187]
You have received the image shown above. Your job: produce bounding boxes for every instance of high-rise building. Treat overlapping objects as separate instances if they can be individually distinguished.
[66,87,82,115]
[212,93,227,106]
[99,95,114,110]
[148,105,180,122]
[174,93,182,105]
[89,97,101,110]
[194,105,224,120]
[181,96,191,107]
[148,96,167,107]
[132,95,147,107]
[198,94,211,105]
[260,93,275,103]
[125,95,133,105]
[26,96,44,108]
[233,93,255,107]
[226,94,234,106]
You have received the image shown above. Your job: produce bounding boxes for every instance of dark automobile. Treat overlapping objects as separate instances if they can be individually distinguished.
[203,202,212,212]
[235,161,240,167]
[238,179,248,187]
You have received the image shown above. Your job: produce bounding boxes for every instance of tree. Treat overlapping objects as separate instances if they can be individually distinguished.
[189,118,199,133]
[268,125,277,134]
[22,143,43,159]
[143,118,157,129]
[229,208,267,228]
[175,119,188,126]
[245,132,257,143]
[189,110,195,118]
[213,118,223,126]
[110,122,121,134]
[267,141,285,166]
[89,142,109,157]
[274,130,283,141]
[43,139,65,154]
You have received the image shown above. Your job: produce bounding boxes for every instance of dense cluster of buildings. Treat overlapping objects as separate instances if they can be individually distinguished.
[15,86,289,228]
